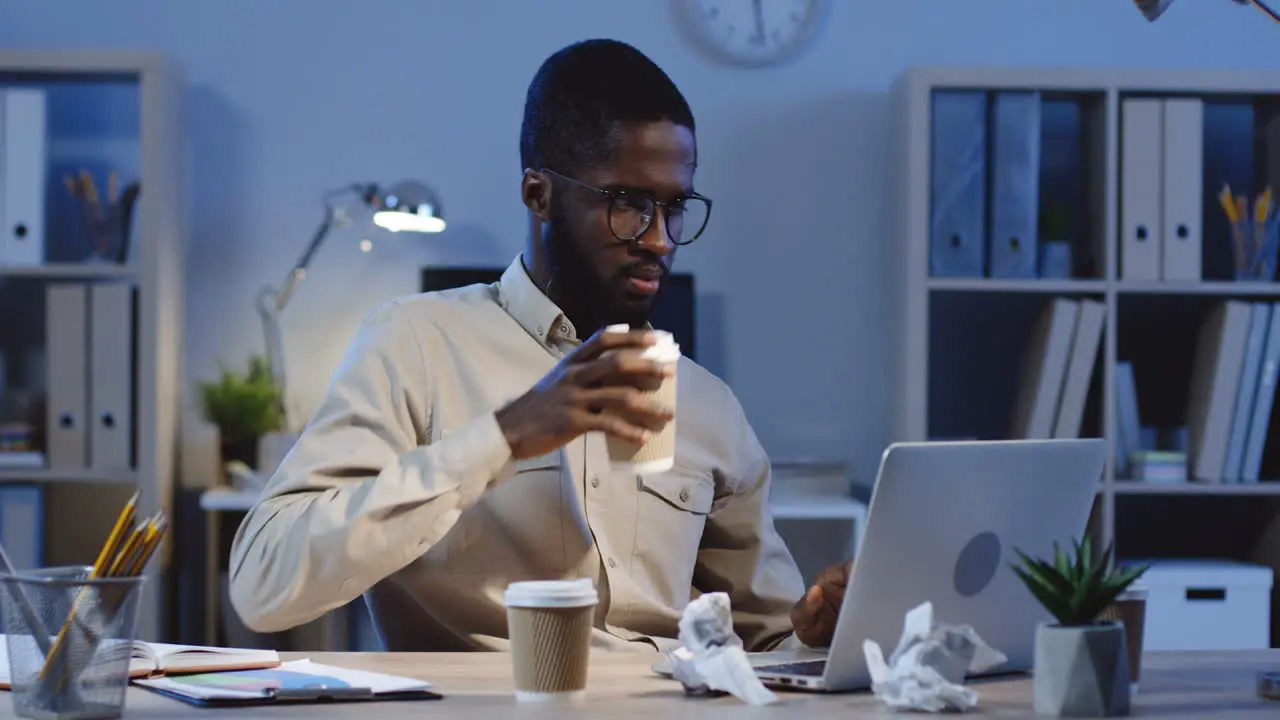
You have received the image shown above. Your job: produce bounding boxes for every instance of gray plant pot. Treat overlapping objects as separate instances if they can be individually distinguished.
[1033,621,1131,717]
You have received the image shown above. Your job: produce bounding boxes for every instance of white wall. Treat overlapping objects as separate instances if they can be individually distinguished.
[1,0,1277,485]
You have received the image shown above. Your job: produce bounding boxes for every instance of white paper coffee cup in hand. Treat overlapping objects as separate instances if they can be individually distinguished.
[603,325,679,473]
[504,579,599,703]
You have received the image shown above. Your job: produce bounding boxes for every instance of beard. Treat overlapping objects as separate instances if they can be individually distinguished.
[543,213,653,330]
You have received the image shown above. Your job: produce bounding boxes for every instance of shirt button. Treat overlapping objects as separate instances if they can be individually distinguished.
[590,475,600,488]
[679,488,690,502]
[536,325,544,335]
[608,558,617,569]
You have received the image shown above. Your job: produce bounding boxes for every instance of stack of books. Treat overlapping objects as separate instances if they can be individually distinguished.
[1128,451,1187,484]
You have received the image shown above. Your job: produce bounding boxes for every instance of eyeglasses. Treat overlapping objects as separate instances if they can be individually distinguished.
[542,168,712,246]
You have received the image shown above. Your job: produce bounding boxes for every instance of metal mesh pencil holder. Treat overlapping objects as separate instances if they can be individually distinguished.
[0,566,145,720]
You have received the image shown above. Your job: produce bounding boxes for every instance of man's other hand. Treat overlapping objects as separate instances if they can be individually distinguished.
[791,561,850,648]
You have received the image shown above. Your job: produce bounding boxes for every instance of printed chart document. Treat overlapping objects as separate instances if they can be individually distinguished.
[133,659,441,706]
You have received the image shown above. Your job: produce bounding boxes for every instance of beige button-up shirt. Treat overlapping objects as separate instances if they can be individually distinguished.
[229,255,806,653]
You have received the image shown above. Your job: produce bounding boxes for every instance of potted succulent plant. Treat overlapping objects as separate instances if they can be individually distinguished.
[1010,537,1148,717]
[197,355,284,484]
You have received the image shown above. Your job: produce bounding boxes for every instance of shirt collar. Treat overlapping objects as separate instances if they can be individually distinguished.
[498,254,579,348]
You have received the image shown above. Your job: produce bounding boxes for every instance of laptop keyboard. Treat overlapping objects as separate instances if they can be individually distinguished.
[755,659,827,677]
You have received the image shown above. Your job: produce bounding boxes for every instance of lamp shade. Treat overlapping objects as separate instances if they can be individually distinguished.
[1134,0,1176,21]
[372,180,447,233]
[1136,0,1259,21]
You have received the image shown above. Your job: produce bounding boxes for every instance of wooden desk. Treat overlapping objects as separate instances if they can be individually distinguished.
[5,649,1275,718]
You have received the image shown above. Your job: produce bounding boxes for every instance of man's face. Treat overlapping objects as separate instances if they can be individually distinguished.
[543,120,697,328]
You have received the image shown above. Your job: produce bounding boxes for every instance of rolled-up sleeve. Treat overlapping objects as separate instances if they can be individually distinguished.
[228,299,514,633]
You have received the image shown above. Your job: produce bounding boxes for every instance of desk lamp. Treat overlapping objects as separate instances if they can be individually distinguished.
[1135,0,1280,22]
[257,180,446,429]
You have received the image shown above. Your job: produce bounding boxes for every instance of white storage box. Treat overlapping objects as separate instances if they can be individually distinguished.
[1136,559,1273,651]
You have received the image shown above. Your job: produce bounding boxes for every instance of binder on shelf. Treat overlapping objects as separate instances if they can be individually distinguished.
[987,92,1041,279]
[928,91,987,278]
[1053,299,1105,439]
[0,484,43,570]
[1012,298,1079,439]
[1120,97,1163,281]
[1241,301,1280,483]
[1186,301,1252,483]
[1160,98,1204,281]
[1114,362,1142,477]
[89,283,136,471]
[0,88,47,267]
[46,283,89,470]
[1223,303,1270,482]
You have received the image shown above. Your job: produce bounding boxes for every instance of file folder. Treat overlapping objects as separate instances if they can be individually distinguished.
[1160,98,1204,281]
[1053,299,1105,439]
[46,284,89,469]
[1120,98,1163,281]
[1114,362,1142,477]
[1242,301,1280,483]
[1223,303,1270,482]
[929,91,987,277]
[0,88,47,266]
[1012,298,1079,439]
[0,484,43,570]
[1186,301,1252,483]
[89,283,136,471]
[988,92,1042,278]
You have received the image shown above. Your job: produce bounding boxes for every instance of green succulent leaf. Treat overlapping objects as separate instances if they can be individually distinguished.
[1010,536,1149,627]
[1053,542,1071,578]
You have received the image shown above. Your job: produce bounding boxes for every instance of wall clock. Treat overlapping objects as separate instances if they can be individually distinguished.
[676,0,831,68]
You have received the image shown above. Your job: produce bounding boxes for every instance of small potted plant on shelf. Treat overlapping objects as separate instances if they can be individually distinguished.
[197,354,284,485]
[1010,537,1148,717]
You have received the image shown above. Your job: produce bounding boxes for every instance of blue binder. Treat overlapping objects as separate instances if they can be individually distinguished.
[988,92,1042,278]
[1224,303,1271,482]
[929,91,987,277]
[1242,302,1280,483]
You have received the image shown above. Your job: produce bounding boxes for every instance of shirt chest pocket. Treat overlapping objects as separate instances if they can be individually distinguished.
[630,466,716,605]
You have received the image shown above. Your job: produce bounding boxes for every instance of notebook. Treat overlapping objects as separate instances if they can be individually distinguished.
[133,659,441,706]
[0,635,280,688]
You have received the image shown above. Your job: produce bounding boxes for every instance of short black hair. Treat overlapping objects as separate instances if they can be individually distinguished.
[520,38,695,175]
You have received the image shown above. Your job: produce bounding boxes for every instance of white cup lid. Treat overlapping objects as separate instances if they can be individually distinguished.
[504,578,599,608]
[604,325,680,362]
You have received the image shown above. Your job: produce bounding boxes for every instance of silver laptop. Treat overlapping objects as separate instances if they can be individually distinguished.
[750,438,1106,692]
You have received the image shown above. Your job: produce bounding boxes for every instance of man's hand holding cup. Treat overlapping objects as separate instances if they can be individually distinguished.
[495,326,676,460]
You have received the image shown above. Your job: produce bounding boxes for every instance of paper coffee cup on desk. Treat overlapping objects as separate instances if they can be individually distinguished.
[604,325,679,473]
[504,579,598,703]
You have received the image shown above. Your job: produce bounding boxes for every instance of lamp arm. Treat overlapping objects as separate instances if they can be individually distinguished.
[1248,0,1280,22]
[255,182,372,431]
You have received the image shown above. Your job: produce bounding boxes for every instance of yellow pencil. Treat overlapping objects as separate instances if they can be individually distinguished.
[105,524,145,578]
[78,169,99,209]
[125,518,167,577]
[1221,184,1240,223]
[39,493,141,683]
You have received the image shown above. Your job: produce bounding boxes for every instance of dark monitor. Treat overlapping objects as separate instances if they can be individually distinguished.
[421,266,696,362]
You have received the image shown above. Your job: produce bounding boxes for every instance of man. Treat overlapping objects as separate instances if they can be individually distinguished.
[229,38,848,653]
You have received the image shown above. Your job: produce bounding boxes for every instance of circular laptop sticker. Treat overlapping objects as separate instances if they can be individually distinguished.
[954,531,1002,597]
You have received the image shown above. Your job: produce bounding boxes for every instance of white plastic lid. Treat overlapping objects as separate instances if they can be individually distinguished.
[504,578,599,608]
[604,325,680,363]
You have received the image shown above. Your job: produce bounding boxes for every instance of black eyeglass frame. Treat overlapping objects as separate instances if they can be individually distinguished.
[540,168,713,246]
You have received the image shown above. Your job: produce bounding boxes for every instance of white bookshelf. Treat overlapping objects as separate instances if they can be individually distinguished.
[889,66,1280,569]
[0,50,185,642]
